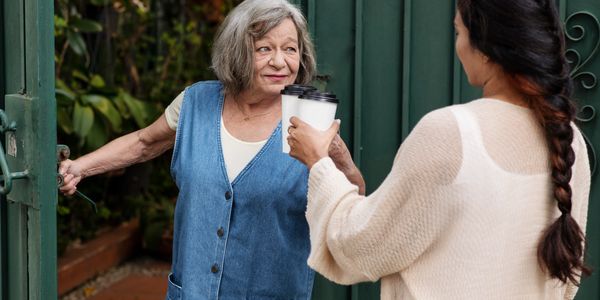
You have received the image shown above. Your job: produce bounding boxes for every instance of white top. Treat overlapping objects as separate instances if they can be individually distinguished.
[165,91,267,182]
[220,118,267,182]
[165,91,184,131]
[306,99,591,300]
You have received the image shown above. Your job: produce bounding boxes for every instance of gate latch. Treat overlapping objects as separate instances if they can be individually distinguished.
[0,109,28,195]
[56,145,97,212]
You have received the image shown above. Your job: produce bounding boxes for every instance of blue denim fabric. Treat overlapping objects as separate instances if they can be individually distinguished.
[167,81,314,300]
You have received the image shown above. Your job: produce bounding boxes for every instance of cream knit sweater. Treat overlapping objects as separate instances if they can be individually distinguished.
[306,99,591,300]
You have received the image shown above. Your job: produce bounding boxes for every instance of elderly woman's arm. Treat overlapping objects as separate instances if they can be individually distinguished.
[328,135,366,195]
[59,114,176,195]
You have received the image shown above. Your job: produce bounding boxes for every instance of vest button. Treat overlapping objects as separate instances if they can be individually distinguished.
[211,264,219,273]
[217,227,224,237]
[225,191,232,200]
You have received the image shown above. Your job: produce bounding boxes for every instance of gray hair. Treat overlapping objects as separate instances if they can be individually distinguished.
[211,0,317,95]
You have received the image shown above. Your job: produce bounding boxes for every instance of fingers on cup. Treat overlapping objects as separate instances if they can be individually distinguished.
[329,119,341,133]
[290,116,304,128]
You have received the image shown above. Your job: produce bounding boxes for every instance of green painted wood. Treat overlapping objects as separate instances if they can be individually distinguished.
[0,1,5,298]
[24,0,58,298]
[560,0,568,19]
[358,0,403,196]
[405,0,457,127]
[352,0,363,169]
[308,0,315,42]
[2,0,57,298]
[7,205,28,300]
[3,0,29,299]
[4,0,25,94]
[401,0,412,141]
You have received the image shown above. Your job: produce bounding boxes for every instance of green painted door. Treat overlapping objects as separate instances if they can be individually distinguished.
[1,0,57,299]
[291,0,600,298]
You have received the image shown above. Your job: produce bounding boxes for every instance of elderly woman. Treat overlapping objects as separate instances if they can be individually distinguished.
[59,0,364,299]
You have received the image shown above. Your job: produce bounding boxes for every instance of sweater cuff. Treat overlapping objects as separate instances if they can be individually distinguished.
[306,157,368,284]
[307,157,342,220]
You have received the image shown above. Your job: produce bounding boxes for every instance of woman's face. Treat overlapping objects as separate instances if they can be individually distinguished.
[252,18,301,98]
[454,12,490,87]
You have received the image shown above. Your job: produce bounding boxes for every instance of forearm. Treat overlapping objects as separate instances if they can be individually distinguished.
[76,116,175,178]
[76,132,137,178]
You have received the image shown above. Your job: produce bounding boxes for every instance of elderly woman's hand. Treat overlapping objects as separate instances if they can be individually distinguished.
[327,134,366,195]
[287,117,340,169]
[328,134,352,169]
[58,159,84,196]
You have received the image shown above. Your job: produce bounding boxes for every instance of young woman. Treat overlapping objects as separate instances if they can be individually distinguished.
[287,0,591,298]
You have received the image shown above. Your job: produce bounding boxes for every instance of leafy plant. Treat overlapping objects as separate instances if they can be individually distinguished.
[54,0,241,256]
[56,73,158,150]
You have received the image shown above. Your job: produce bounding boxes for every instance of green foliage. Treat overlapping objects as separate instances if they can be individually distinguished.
[56,73,158,149]
[54,0,241,256]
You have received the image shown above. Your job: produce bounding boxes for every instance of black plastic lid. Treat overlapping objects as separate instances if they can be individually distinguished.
[298,90,339,104]
[280,84,317,95]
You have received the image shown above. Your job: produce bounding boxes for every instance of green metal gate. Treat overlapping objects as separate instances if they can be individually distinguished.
[563,1,600,298]
[290,0,600,299]
[1,0,57,299]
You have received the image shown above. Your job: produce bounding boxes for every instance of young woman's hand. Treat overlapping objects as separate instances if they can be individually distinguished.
[287,117,340,169]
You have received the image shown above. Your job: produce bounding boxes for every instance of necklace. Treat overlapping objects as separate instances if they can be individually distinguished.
[233,99,276,121]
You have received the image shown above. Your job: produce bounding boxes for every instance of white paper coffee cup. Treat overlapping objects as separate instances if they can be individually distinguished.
[281,85,316,153]
[297,91,339,131]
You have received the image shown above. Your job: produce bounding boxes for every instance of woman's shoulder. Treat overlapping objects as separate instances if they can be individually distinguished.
[185,80,224,94]
[413,105,459,136]
[396,106,462,185]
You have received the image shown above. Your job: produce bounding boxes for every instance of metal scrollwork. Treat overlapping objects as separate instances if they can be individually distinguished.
[565,11,599,176]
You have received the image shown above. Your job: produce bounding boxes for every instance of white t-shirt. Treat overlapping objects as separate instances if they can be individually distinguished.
[165,91,267,182]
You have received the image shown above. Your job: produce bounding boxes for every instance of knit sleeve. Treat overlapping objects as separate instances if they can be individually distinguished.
[306,108,462,284]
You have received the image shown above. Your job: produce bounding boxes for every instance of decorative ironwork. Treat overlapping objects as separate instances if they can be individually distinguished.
[565,11,599,175]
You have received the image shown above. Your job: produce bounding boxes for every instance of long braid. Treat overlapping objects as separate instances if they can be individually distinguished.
[530,0,591,285]
[531,93,590,284]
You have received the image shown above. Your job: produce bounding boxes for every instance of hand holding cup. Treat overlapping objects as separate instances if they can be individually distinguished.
[287,117,340,169]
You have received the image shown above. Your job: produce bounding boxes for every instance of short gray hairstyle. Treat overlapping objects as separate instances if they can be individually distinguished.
[211,0,317,95]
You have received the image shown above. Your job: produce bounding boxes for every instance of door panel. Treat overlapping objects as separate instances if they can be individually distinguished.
[0,1,5,298]
[3,0,30,299]
[2,0,57,299]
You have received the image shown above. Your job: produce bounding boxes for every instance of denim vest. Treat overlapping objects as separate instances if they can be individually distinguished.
[167,81,314,300]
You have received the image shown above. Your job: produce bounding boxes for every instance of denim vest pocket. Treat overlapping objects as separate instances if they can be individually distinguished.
[167,273,182,300]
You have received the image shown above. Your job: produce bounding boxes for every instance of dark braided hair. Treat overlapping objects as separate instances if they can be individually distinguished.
[457,0,591,285]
